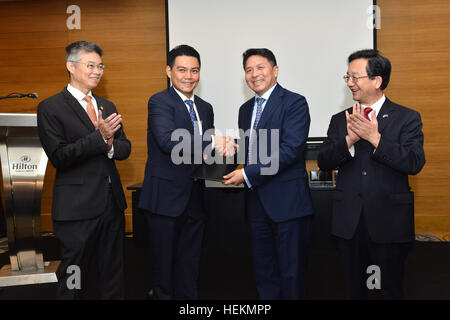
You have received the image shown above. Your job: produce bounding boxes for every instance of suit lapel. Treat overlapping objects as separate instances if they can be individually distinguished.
[194,96,211,132]
[377,98,396,133]
[255,84,282,130]
[62,88,96,131]
[240,99,254,157]
[241,98,254,131]
[169,87,195,131]
[92,94,108,119]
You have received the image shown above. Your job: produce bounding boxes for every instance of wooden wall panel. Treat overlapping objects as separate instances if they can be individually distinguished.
[377,0,450,238]
[0,0,167,232]
[1,0,448,238]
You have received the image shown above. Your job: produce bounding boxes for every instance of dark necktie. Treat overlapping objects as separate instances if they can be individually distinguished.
[248,97,265,164]
[364,107,373,120]
[185,99,199,134]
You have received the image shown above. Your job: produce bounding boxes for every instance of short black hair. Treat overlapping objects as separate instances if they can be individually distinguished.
[242,48,277,69]
[167,45,201,68]
[348,49,391,90]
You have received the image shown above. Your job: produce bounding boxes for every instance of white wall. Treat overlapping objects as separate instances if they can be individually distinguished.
[168,0,375,137]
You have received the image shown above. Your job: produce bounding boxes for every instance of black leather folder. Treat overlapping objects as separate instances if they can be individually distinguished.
[191,163,244,182]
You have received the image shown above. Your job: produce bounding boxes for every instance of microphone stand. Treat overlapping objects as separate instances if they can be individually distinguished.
[0,93,37,100]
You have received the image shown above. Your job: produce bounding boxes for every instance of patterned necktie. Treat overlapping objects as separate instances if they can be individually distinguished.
[83,95,98,126]
[248,97,265,164]
[253,97,265,129]
[364,107,373,120]
[185,99,199,134]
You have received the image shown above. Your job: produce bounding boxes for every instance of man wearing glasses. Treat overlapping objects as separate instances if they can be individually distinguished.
[318,49,425,299]
[37,41,131,299]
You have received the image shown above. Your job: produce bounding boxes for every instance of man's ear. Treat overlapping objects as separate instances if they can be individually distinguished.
[166,65,172,79]
[66,61,75,75]
[374,76,383,90]
[273,65,279,78]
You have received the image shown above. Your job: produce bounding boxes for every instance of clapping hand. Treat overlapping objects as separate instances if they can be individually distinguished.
[345,103,361,147]
[98,110,122,150]
[347,103,380,148]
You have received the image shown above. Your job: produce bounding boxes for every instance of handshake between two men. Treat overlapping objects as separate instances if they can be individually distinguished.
[213,135,239,158]
[212,135,248,186]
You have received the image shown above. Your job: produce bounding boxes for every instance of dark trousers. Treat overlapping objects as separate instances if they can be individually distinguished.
[146,182,205,300]
[246,190,312,300]
[336,213,412,300]
[53,186,125,300]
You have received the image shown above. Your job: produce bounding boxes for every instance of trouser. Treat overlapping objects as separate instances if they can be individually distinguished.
[146,181,206,300]
[336,212,412,300]
[246,189,312,300]
[53,185,125,300]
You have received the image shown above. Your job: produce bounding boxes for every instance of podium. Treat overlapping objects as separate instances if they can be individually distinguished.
[0,113,59,287]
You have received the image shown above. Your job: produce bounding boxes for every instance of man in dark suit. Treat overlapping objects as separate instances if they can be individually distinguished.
[224,48,313,299]
[37,41,131,299]
[138,45,231,300]
[318,49,425,299]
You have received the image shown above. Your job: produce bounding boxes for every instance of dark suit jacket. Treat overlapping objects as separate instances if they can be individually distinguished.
[138,87,214,217]
[239,84,313,222]
[37,87,131,221]
[317,98,425,243]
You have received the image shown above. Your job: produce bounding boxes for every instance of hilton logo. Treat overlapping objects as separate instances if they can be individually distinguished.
[12,155,38,171]
[20,155,31,162]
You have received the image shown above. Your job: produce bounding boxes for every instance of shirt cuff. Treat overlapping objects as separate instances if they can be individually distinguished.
[242,168,251,188]
[107,143,114,159]
[349,145,355,157]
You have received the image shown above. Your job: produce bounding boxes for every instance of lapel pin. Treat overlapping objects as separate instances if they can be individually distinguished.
[382,114,389,118]
[100,106,104,110]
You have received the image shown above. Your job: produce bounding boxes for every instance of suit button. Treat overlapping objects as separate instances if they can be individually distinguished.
[362,171,367,176]
[359,193,363,198]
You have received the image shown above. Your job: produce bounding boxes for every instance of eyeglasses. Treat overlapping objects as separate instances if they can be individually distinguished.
[343,75,371,83]
[70,60,105,71]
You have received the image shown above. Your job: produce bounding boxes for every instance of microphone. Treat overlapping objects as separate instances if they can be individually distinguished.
[0,92,38,100]
[26,93,38,99]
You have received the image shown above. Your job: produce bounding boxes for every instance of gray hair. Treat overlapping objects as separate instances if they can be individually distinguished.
[65,40,103,63]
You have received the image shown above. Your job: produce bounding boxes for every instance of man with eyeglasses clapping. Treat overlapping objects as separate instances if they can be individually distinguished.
[37,40,131,299]
[318,49,425,299]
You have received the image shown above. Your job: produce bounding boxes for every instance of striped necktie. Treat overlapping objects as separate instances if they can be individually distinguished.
[248,97,265,164]
[185,99,199,134]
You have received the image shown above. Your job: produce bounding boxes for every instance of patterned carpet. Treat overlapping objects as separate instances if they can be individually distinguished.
[415,234,449,241]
